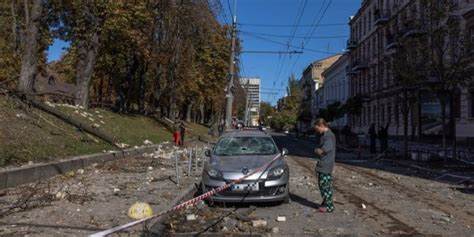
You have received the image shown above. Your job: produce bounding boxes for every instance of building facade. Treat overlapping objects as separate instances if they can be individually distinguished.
[299,54,342,132]
[240,77,261,126]
[319,53,350,129]
[347,0,474,138]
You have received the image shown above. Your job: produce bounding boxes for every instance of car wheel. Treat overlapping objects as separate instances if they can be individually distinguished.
[200,183,215,207]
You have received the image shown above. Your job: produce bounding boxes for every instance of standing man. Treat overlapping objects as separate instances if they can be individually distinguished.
[313,118,336,213]
[369,123,377,154]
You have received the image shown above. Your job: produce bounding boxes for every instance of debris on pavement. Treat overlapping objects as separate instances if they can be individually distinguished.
[186,214,197,221]
[128,202,153,220]
[251,219,267,228]
[276,216,286,222]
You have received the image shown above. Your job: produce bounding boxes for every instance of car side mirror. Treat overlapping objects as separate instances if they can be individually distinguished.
[281,148,288,156]
[205,149,211,157]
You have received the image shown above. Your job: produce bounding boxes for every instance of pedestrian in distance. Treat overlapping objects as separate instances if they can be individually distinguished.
[379,122,390,152]
[313,118,336,213]
[179,121,186,146]
[173,122,181,146]
[369,123,377,154]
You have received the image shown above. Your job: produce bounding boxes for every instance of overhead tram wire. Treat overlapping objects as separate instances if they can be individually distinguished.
[242,32,339,55]
[287,0,334,77]
[270,0,308,102]
[239,30,347,39]
[226,0,234,19]
[217,0,231,26]
[237,22,347,27]
[271,0,329,98]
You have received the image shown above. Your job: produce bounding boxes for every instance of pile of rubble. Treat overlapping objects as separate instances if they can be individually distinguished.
[0,142,209,236]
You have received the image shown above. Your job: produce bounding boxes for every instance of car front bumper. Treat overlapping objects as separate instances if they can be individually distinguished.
[201,172,289,203]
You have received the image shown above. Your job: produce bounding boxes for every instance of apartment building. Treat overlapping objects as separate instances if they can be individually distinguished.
[298,54,341,132]
[319,53,350,129]
[347,0,474,138]
[240,77,261,126]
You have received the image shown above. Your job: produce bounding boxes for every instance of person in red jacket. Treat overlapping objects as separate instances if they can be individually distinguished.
[173,122,181,146]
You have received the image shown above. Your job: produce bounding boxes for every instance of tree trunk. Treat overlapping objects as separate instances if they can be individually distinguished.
[138,64,147,113]
[75,31,100,108]
[10,0,21,53]
[18,0,42,94]
[186,102,192,122]
[200,103,205,124]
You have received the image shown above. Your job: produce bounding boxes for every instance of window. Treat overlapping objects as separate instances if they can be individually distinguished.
[214,137,278,156]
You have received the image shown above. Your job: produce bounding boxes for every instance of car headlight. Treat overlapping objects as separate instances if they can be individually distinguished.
[207,168,222,178]
[269,167,285,178]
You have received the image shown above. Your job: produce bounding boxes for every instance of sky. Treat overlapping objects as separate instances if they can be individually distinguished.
[46,0,361,105]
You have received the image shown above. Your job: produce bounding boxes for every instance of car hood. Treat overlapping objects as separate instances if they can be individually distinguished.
[209,154,284,180]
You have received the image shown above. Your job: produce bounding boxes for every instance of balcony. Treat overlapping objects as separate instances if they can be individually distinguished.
[374,9,391,26]
[352,58,368,71]
[347,39,358,50]
[384,34,398,54]
[400,23,426,38]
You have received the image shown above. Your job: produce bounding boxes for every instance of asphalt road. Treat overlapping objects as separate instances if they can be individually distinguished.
[162,133,473,237]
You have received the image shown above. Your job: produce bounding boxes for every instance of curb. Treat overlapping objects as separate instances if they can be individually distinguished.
[0,145,163,190]
[148,184,198,236]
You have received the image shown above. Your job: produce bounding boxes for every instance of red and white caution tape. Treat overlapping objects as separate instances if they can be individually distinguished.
[89,154,281,237]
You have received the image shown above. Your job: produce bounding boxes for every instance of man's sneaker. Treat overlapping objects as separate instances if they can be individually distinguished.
[318,207,334,213]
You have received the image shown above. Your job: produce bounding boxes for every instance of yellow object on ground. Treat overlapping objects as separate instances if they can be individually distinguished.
[127,202,153,220]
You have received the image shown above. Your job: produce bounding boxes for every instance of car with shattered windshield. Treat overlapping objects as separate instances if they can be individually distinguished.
[201,130,289,203]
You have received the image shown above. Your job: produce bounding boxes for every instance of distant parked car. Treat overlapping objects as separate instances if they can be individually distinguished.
[201,130,289,203]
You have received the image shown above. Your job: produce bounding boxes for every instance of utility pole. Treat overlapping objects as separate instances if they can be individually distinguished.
[225,0,237,129]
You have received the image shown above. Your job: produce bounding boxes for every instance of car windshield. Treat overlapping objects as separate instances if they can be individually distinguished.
[214,136,278,156]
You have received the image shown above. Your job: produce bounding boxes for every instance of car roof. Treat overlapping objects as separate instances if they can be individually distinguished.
[221,129,270,138]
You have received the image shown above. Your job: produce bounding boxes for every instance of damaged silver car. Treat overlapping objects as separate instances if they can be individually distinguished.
[201,130,289,203]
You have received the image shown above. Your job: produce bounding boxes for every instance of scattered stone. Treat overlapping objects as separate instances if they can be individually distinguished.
[77,169,84,174]
[55,192,67,200]
[186,214,197,221]
[252,219,267,228]
[113,188,120,193]
[143,140,153,145]
[100,120,105,124]
[221,226,228,232]
[76,208,81,212]
[271,227,280,233]
[361,203,367,209]
[368,182,374,186]
[351,176,356,179]
[343,210,350,215]
[65,171,75,177]
[16,113,27,119]
[276,216,286,222]
[147,166,153,171]
[92,123,100,128]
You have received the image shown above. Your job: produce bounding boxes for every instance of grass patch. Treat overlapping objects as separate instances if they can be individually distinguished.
[0,96,172,167]
[0,97,111,166]
[53,105,172,147]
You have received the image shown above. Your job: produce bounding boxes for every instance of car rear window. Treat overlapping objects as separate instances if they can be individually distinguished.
[214,136,278,156]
